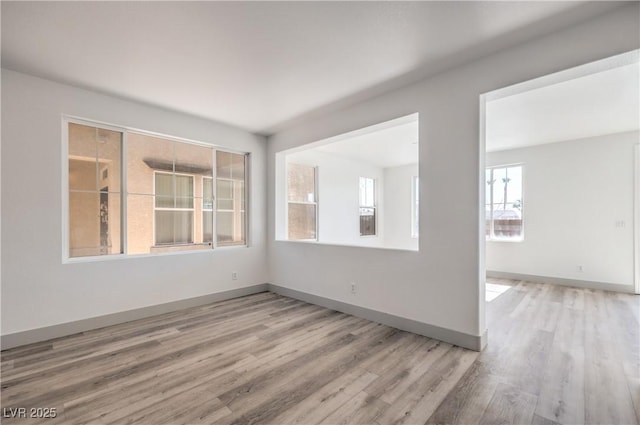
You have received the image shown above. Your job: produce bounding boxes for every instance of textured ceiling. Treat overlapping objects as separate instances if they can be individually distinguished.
[487,62,639,152]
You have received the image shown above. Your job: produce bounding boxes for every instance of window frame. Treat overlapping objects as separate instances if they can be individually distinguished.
[359,176,377,237]
[152,170,195,247]
[411,176,419,239]
[64,118,127,262]
[62,115,250,263]
[286,163,318,241]
[202,176,214,244]
[485,163,524,242]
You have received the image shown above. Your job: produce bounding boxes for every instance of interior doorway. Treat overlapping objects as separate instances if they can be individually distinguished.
[480,49,640,299]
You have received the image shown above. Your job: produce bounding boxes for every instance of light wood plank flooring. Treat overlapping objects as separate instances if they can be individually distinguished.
[429,279,639,425]
[1,279,638,425]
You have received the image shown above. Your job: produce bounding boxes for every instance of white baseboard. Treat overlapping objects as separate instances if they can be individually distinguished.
[1,282,488,352]
[0,284,269,350]
[486,270,634,293]
[268,284,487,352]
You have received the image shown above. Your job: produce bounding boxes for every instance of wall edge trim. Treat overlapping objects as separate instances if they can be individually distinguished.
[2,283,487,352]
[267,283,486,351]
[487,270,634,293]
[0,284,269,350]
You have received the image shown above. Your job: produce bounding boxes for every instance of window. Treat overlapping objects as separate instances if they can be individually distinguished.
[154,172,194,245]
[359,177,376,236]
[126,131,213,254]
[202,177,213,243]
[486,165,523,240]
[66,119,249,259]
[412,176,419,238]
[287,163,317,240]
[68,123,123,258]
[216,151,247,246]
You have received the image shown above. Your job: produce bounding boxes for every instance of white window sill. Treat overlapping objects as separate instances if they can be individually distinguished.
[275,239,418,252]
[63,243,248,264]
[486,238,524,243]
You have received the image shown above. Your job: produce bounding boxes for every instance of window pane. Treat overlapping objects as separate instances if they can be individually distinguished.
[127,132,174,196]
[174,142,212,218]
[153,173,193,244]
[485,205,492,237]
[288,163,315,203]
[217,150,232,179]
[68,123,122,192]
[203,178,213,210]
[70,124,228,255]
[69,191,122,257]
[231,152,245,180]
[506,166,522,204]
[217,211,233,243]
[97,128,122,193]
[69,124,122,193]
[217,179,233,200]
[69,158,98,191]
[174,141,213,177]
[155,211,193,245]
[288,203,316,240]
[68,122,123,258]
[487,166,523,240]
[359,177,375,207]
[155,210,175,245]
[360,207,375,216]
[360,207,376,236]
[493,216,522,239]
[155,173,174,208]
[203,211,213,243]
[240,181,246,211]
[512,220,523,237]
[127,194,154,255]
[215,151,247,246]
[218,199,234,210]
[492,167,506,206]
[217,210,245,246]
[485,169,492,205]
[174,175,193,209]
[173,210,193,243]
[69,123,98,191]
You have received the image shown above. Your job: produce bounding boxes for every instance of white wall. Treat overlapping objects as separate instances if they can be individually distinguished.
[1,70,268,337]
[285,150,385,248]
[383,163,419,250]
[486,131,637,287]
[267,4,639,341]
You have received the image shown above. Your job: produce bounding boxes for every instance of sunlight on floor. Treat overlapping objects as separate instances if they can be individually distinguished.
[485,282,512,302]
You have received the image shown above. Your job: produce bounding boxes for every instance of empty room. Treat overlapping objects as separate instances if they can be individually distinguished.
[1,2,638,425]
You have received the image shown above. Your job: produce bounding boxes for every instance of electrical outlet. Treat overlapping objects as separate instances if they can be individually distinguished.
[615,220,626,228]
[232,271,238,280]
[350,282,356,294]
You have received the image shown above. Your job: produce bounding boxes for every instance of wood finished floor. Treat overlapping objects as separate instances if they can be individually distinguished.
[1,279,638,425]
